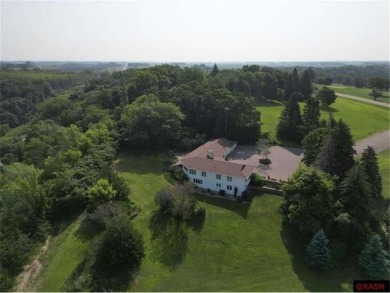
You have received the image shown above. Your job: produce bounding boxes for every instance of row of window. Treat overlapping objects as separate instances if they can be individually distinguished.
[196,180,233,191]
[188,169,232,181]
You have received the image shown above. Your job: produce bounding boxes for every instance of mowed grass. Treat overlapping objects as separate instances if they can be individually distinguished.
[327,85,390,104]
[34,216,98,291]
[114,151,359,292]
[257,96,389,143]
[378,150,390,199]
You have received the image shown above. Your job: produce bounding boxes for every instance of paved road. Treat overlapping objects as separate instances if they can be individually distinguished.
[354,130,390,155]
[336,93,390,108]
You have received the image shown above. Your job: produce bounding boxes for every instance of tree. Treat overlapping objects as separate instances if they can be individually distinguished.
[262,73,278,100]
[292,67,300,92]
[359,234,390,279]
[315,120,355,178]
[302,127,329,165]
[93,216,145,274]
[306,229,332,270]
[155,183,198,220]
[120,94,185,148]
[87,178,117,207]
[360,146,382,197]
[276,93,303,142]
[283,74,295,101]
[302,97,320,134]
[280,165,337,243]
[257,138,271,159]
[369,88,383,101]
[300,69,313,99]
[339,164,375,224]
[210,63,219,77]
[317,86,337,107]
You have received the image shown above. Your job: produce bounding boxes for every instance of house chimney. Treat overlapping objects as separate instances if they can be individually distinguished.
[207,150,215,159]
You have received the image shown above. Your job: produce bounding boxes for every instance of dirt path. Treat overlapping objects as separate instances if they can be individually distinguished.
[354,130,390,155]
[14,236,51,292]
[336,93,390,108]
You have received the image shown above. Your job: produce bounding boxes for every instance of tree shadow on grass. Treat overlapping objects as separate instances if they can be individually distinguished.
[320,105,339,113]
[114,149,165,175]
[74,218,101,242]
[148,210,189,270]
[255,99,284,107]
[195,193,252,219]
[280,228,360,292]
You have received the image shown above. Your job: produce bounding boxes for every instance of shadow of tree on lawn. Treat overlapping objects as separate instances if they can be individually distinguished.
[148,210,205,270]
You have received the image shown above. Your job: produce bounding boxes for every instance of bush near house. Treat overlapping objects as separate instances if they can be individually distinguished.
[250,173,264,187]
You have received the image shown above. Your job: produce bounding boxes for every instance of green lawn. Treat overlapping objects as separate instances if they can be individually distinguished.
[326,85,390,104]
[114,152,359,292]
[34,215,98,291]
[257,96,389,143]
[378,150,389,199]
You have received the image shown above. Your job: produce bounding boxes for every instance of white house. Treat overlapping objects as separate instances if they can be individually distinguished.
[176,138,256,197]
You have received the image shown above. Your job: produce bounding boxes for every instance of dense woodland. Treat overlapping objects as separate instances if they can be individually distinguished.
[0,63,389,290]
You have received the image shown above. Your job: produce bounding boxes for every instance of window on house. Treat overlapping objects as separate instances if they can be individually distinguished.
[216,174,221,180]
[227,176,232,182]
[183,166,188,171]
[189,169,196,175]
[216,183,221,188]
[202,171,206,177]
[227,185,232,191]
[193,179,202,184]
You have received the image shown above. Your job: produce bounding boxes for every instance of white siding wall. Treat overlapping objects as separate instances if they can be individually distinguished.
[182,165,249,196]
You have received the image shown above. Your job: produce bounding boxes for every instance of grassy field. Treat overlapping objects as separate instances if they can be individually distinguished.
[34,215,98,291]
[326,85,390,104]
[257,96,389,143]
[378,150,389,199]
[114,152,359,292]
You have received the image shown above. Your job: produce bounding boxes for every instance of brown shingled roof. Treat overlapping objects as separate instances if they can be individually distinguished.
[181,157,255,179]
[183,138,237,159]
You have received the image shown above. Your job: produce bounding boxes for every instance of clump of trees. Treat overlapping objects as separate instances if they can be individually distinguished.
[282,117,387,273]
[359,234,389,279]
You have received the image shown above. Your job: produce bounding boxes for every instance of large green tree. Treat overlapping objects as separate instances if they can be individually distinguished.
[317,86,337,107]
[120,94,185,148]
[302,127,329,165]
[283,74,295,102]
[300,69,313,99]
[280,165,337,243]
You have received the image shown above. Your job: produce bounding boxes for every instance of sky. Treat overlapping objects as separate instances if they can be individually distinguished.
[0,0,389,62]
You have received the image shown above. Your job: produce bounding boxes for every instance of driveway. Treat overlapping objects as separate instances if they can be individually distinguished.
[228,145,303,181]
[354,130,390,155]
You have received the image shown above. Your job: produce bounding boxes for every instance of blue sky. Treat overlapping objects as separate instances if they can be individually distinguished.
[1,0,389,61]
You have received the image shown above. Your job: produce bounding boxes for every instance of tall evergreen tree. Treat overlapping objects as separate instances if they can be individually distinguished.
[261,73,278,100]
[359,234,390,279]
[292,67,300,93]
[301,69,313,99]
[302,97,320,134]
[306,229,332,270]
[276,93,303,141]
[361,146,382,197]
[331,120,356,178]
[339,164,374,223]
[210,63,219,77]
[283,74,295,102]
[302,127,329,165]
[314,134,339,176]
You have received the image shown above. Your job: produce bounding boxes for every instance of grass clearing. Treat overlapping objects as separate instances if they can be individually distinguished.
[326,85,390,104]
[378,150,389,199]
[257,96,389,143]
[34,215,98,292]
[114,151,359,291]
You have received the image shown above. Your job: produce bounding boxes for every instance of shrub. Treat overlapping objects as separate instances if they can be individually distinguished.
[250,173,264,187]
[155,183,198,220]
[219,189,225,196]
[259,158,272,165]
